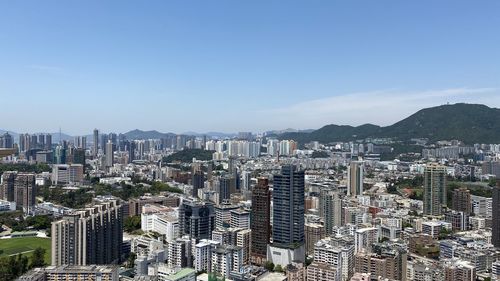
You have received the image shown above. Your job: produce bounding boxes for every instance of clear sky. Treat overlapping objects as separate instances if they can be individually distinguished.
[1,0,499,135]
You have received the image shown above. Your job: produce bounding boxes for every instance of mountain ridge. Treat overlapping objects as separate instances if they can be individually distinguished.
[279,103,500,144]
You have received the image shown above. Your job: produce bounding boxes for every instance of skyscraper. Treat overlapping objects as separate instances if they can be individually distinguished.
[423,164,447,216]
[192,171,205,198]
[93,129,99,157]
[452,187,472,214]
[492,182,500,248]
[348,161,364,196]
[251,177,271,265]
[319,189,343,235]
[0,132,13,148]
[51,197,123,266]
[1,172,36,213]
[45,133,52,150]
[178,199,215,240]
[105,140,114,168]
[268,165,305,266]
[218,176,232,203]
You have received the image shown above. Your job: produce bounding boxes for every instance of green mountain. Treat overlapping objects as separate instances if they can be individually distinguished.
[123,129,175,140]
[279,103,500,144]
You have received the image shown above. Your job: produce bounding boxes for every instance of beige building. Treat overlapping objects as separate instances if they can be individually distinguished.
[51,197,123,266]
[305,223,325,256]
[306,262,338,281]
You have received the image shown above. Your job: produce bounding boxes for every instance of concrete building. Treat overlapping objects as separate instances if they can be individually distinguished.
[306,262,338,281]
[443,259,476,281]
[452,188,472,214]
[354,227,378,253]
[129,195,180,217]
[167,237,192,268]
[211,245,243,279]
[215,203,239,229]
[354,243,407,281]
[51,164,84,185]
[319,189,343,235]
[347,161,364,197]
[51,197,123,265]
[0,171,36,212]
[194,239,220,273]
[423,164,447,216]
[236,229,252,266]
[230,209,250,229]
[250,177,271,265]
[105,140,114,167]
[312,237,355,281]
[141,212,179,242]
[305,223,325,256]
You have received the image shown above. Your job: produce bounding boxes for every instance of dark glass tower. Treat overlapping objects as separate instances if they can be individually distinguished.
[492,182,500,248]
[179,200,215,240]
[272,165,305,248]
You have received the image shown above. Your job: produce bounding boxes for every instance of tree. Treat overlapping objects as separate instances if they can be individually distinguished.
[30,247,46,268]
[274,264,283,273]
[438,228,452,240]
[124,216,141,233]
[127,252,137,268]
[264,261,275,271]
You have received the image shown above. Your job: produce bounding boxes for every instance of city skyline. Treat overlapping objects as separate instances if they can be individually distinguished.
[1,1,500,134]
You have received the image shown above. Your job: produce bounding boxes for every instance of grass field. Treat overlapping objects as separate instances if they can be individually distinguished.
[0,237,51,264]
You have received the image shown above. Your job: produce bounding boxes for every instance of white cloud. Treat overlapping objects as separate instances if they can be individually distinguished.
[262,87,500,129]
[26,64,66,75]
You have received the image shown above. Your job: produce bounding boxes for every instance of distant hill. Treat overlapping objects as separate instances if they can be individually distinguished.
[279,103,500,144]
[123,129,175,140]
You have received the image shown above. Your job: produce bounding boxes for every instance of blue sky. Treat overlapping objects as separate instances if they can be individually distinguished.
[1,0,499,135]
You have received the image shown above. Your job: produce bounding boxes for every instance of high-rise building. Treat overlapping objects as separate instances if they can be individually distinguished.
[236,229,251,266]
[0,172,36,212]
[354,242,408,281]
[305,223,325,256]
[51,197,123,265]
[250,177,271,265]
[105,140,114,167]
[178,199,215,240]
[54,145,66,164]
[93,129,99,157]
[319,189,343,235]
[218,176,232,203]
[348,161,364,197]
[0,132,13,148]
[423,164,447,216]
[45,134,52,150]
[192,171,205,198]
[443,259,476,281]
[211,245,243,279]
[230,209,250,229]
[267,165,305,266]
[452,188,472,214]
[52,164,84,185]
[312,237,355,281]
[272,165,305,246]
[492,183,500,248]
[306,262,338,281]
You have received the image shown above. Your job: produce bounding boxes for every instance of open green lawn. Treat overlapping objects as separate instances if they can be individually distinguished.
[0,237,51,264]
